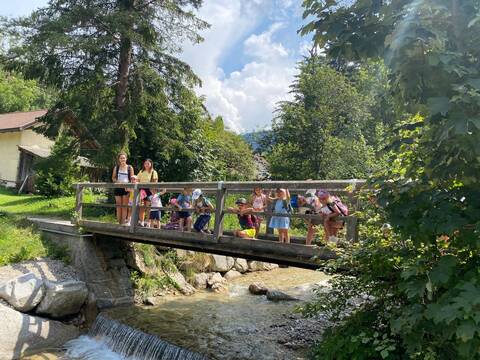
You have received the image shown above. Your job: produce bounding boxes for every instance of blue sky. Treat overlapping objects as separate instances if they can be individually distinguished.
[0,0,311,132]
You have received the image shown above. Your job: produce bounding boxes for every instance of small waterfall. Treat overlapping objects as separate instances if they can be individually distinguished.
[65,314,208,360]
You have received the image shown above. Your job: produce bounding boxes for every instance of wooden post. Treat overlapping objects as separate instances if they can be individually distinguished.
[213,181,226,242]
[345,216,359,242]
[265,197,274,235]
[75,184,84,224]
[129,184,139,234]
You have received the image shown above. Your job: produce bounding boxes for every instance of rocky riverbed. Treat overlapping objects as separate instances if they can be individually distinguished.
[1,252,332,359]
[0,259,90,359]
[106,267,331,360]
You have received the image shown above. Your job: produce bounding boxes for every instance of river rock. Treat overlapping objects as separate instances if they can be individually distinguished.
[248,283,269,295]
[144,296,161,306]
[36,280,88,318]
[193,272,211,289]
[208,255,235,272]
[233,258,249,273]
[166,271,196,296]
[125,244,149,274]
[247,261,279,272]
[266,290,299,302]
[207,272,228,293]
[224,269,242,281]
[0,303,79,359]
[0,272,45,312]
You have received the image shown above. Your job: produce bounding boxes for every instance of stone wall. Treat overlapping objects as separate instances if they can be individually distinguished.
[29,218,134,309]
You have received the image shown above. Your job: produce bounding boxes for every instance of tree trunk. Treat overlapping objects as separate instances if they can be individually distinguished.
[115,0,135,151]
[451,0,465,53]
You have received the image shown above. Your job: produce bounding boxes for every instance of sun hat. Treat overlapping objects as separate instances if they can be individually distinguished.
[192,188,202,200]
[316,189,330,198]
[235,198,247,205]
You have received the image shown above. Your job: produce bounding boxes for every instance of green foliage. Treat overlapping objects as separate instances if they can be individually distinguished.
[130,270,176,301]
[0,66,54,113]
[35,133,84,196]
[301,0,480,358]
[1,0,209,164]
[130,113,255,182]
[0,212,70,265]
[267,56,381,180]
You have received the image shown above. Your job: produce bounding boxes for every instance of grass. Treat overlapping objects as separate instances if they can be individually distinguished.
[0,187,85,265]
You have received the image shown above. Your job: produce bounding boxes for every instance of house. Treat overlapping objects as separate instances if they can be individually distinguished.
[0,109,102,192]
[0,110,52,189]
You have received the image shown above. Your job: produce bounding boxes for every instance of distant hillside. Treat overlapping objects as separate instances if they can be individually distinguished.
[242,130,271,153]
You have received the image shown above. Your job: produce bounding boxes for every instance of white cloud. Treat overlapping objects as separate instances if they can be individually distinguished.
[244,22,290,61]
[181,0,303,133]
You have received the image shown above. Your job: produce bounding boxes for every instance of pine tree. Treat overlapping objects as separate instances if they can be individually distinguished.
[2,0,209,164]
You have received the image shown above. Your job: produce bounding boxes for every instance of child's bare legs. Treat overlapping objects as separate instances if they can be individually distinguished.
[254,219,261,237]
[323,218,331,241]
[279,229,289,243]
[120,195,129,224]
[115,196,124,224]
[235,230,253,239]
[179,218,185,231]
[277,229,284,243]
[184,216,192,232]
[306,223,315,245]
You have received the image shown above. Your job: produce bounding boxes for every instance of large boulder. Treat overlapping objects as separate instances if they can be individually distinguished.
[233,258,249,273]
[208,255,235,272]
[125,244,149,274]
[0,304,79,359]
[207,272,228,293]
[224,270,242,281]
[266,290,299,302]
[0,272,45,312]
[193,273,211,289]
[248,283,269,295]
[36,280,88,318]
[166,271,196,296]
[247,261,279,272]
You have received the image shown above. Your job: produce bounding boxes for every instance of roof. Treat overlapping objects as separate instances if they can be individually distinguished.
[18,145,51,158]
[0,110,48,133]
[18,145,98,168]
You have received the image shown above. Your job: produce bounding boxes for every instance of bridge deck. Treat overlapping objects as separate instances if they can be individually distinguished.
[79,220,337,269]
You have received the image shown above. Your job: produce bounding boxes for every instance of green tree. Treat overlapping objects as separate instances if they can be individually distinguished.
[2,0,209,164]
[0,67,54,113]
[301,0,480,358]
[35,133,82,196]
[267,55,378,180]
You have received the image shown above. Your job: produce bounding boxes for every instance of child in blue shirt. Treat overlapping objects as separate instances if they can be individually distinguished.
[175,187,193,231]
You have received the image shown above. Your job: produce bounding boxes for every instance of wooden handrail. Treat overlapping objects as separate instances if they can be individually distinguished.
[74,180,364,243]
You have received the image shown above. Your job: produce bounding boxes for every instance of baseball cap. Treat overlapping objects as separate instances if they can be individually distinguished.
[192,189,202,200]
[235,198,247,205]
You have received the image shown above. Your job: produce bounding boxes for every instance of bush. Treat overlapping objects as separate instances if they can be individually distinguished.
[35,134,83,196]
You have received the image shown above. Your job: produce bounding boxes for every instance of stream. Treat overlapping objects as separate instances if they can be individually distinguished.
[24,267,330,360]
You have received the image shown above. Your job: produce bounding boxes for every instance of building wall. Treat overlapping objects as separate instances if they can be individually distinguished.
[0,132,22,186]
[0,129,53,187]
[20,129,54,149]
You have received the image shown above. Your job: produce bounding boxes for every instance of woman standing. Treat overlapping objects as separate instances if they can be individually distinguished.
[112,153,135,224]
[137,159,159,226]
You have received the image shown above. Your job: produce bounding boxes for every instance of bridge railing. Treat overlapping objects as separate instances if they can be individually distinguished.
[74,180,366,244]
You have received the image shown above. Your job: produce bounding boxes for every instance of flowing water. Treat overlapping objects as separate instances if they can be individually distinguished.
[25,267,329,360]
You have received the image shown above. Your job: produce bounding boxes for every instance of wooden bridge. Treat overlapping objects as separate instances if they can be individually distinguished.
[74,180,365,269]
